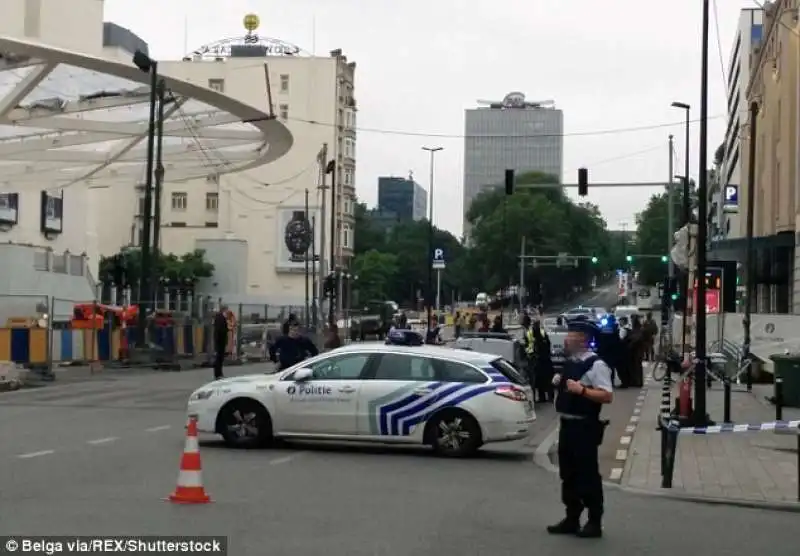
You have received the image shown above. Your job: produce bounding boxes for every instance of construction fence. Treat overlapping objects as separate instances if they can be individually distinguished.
[0,294,309,368]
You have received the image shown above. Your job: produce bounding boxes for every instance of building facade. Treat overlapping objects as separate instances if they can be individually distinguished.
[712,8,764,242]
[719,0,800,314]
[463,92,563,233]
[120,26,357,307]
[377,175,427,222]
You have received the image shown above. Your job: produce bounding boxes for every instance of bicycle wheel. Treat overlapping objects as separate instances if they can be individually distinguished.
[651,360,667,382]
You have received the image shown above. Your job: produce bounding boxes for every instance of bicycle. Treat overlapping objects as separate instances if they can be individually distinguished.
[651,347,752,387]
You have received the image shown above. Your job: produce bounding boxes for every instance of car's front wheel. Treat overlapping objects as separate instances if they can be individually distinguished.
[217,399,273,448]
[426,409,482,457]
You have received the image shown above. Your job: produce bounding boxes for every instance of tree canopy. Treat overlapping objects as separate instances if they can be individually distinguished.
[99,248,214,289]
[351,171,615,307]
[633,180,696,285]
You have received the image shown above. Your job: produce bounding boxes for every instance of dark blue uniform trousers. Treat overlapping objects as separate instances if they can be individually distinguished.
[558,418,604,523]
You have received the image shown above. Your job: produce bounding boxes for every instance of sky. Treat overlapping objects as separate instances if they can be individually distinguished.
[104,0,757,236]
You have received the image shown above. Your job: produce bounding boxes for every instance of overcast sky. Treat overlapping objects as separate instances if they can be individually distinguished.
[105,0,755,236]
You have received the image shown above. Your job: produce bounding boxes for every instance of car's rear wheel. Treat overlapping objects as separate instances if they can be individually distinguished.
[217,399,273,448]
[425,409,482,457]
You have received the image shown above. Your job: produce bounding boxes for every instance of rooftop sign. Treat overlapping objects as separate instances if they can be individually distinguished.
[185,13,304,59]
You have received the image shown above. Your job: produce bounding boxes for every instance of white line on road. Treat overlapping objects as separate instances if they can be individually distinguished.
[620,436,632,445]
[633,407,641,415]
[615,449,628,461]
[87,437,118,445]
[609,468,623,480]
[269,453,303,466]
[17,450,55,459]
[629,415,640,423]
[625,425,636,433]
[145,425,171,432]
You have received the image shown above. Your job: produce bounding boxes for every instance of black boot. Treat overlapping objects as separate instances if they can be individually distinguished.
[546,517,580,535]
[576,521,602,538]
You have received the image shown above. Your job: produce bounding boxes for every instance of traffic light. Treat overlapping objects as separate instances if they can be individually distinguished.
[504,169,514,195]
[591,256,598,264]
[625,255,633,263]
[578,167,588,196]
[661,255,668,263]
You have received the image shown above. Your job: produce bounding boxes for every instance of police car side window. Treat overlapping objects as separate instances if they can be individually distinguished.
[285,354,370,381]
[373,354,434,381]
[437,360,486,383]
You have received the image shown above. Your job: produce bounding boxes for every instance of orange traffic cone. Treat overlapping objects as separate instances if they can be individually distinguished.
[167,417,211,504]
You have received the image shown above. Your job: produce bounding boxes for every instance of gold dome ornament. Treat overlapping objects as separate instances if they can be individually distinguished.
[243,14,260,33]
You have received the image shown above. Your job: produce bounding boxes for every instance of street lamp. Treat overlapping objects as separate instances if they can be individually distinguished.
[132,49,159,347]
[422,146,443,340]
[670,102,691,226]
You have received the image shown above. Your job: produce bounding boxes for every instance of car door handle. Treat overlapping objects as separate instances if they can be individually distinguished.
[413,387,433,396]
[339,386,356,393]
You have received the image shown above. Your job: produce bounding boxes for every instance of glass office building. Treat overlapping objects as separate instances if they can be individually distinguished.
[377,176,427,222]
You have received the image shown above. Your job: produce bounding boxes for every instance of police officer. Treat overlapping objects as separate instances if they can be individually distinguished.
[547,320,613,539]
[521,314,536,384]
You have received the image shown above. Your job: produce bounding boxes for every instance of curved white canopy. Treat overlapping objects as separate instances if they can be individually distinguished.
[0,36,293,190]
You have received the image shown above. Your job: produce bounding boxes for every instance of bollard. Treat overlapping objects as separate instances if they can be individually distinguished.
[746,356,753,393]
[723,379,732,423]
[659,422,667,477]
[661,422,678,488]
[775,377,784,422]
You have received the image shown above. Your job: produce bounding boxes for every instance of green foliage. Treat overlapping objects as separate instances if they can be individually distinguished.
[634,180,696,285]
[99,248,214,287]
[350,171,613,306]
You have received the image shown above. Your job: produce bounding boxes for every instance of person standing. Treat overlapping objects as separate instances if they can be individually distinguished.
[532,322,554,403]
[269,322,319,370]
[521,314,536,385]
[547,320,613,539]
[212,305,230,380]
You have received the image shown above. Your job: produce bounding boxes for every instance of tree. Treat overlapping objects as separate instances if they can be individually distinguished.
[466,171,612,305]
[350,249,398,303]
[98,248,214,291]
[633,180,696,285]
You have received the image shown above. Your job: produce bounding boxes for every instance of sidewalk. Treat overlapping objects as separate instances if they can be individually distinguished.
[623,379,800,505]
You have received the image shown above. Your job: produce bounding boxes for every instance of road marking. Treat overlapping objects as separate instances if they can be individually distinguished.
[629,415,640,423]
[609,468,623,480]
[615,449,628,460]
[625,425,636,433]
[269,454,300,465]
[145,425,171,432]
[633,407,641,415]
[620,435,632,445]
[87,437,118,445]
[17,450,55,459]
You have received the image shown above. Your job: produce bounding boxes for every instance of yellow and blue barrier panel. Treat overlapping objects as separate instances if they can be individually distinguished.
[0,324,212,365]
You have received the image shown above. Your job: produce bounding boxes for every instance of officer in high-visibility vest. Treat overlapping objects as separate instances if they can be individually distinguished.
[521,314,535,384]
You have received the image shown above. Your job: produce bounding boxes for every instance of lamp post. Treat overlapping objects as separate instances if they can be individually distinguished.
[693,0,712,425]
[670,102,691,226]
[132,49,158,347]
[422,146,443,340]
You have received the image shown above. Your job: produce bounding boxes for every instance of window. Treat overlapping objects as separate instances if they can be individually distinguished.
[373,354,435,381]
[208,79,224,92]
[295,354,370,380]
[138,196,146,216]
[438,360,487,383]
[279,103,289,120]
[205,192,219,211]
[343,197,351,215]
[338,109,344,125]
[342,224,351,249]
[280,74,290,93]
[489,359,528,385]
[171,192,187,211]
[343,168,353,186]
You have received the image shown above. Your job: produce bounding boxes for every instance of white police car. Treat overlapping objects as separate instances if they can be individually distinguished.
[186,344,535,457]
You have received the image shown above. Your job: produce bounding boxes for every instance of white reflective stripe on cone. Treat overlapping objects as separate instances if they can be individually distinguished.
[176,470,203,488]
[183,436,199,453]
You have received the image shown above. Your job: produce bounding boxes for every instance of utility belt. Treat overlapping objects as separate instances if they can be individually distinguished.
[560,416,611,446]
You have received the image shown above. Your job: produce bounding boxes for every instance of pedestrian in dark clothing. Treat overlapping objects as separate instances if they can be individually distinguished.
[282,313,299,335]
[323,323,343,350]
[425,317,442,344]
[490,315,506,333]
[643,312,658,361]
[269,323,319,370]
[628,316,645,387]
[212,305,229,380]
[532,322,554,402]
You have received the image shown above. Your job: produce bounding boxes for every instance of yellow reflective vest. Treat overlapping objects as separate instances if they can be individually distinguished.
[525,328,536,355]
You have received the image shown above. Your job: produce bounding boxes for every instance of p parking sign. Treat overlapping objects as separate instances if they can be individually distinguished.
[432,248,445,270]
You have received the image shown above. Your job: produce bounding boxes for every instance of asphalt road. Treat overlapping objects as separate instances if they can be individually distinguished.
[1,355,798,555]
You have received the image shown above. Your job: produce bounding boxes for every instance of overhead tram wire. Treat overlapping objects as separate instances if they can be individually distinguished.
[712,0,729,93]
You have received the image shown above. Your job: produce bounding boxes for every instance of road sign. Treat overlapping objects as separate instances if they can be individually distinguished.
[432,247,445,270]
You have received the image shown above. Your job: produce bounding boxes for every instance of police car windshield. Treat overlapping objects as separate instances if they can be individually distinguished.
[489,358,528,385]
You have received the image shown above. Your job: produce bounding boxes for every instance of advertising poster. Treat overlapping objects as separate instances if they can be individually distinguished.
[275,206,320,273]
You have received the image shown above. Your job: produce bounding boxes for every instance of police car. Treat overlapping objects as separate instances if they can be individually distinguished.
[186,344,536,457]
